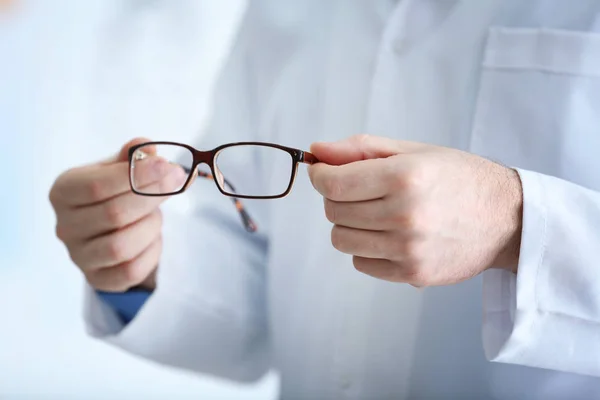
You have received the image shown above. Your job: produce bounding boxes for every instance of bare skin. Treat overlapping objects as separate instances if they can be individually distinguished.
[49,138,186,292]
[308,134,522,287]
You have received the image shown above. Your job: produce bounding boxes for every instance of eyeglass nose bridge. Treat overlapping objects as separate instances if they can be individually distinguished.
[190,149,228,192]
[191,149,213,165]
[190,149,215,176]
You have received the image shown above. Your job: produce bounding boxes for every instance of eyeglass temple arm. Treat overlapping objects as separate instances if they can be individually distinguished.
[299,151,318,165]
[176,151,316,233]
[181,166,257,233]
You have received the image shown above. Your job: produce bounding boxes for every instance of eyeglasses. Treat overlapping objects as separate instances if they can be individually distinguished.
[128,141,318,233]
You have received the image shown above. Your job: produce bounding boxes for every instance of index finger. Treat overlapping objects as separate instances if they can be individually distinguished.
[308,157,394,202]
[53,156,178,207]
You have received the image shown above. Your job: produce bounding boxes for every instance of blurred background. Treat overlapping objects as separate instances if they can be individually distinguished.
[0,0,277,398]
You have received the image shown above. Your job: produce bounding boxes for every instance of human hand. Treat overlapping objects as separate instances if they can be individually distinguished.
[308,135,523,287]
[49,138,187,292]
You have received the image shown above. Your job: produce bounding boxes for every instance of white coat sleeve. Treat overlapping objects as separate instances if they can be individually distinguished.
[482,168,600,377]
[82,5,274,383]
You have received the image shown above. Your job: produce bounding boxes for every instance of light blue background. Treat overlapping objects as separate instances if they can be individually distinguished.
[0,105,19,262]
[0,13,23,264]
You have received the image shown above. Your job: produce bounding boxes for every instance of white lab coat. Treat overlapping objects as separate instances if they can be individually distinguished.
[85,0,600,398]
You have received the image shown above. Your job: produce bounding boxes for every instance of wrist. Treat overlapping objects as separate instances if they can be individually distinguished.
[490,167,523,274]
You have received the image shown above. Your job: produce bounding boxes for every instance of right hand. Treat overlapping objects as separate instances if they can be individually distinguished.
[49,138,188,292]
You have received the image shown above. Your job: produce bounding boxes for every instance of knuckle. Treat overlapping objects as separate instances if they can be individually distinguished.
[403,239,425,262]
[389,169,411,191]
[105,237,127,263]
[399,244,434,285]
[379,233,408,261]
[104,202,127,226]
[323,199,337,224]
[48,186,60,207]
[385,265,405,282]
[55,224,70,242]
[405,166,427,191]
[352,256,368,273]
[409,270,433,287]
[48,171,69,206]
[390,211,416,231]
[122,261,148,287]
[351,133,371,146]
[390,238,424,268]
[385,240,406,261]
[396,257,428,284]
[330,226,345,251]
[401,261,421,279]
[86,180,105,202]
[323,175,343,200]
[387,163,423,192]
[405,174,422,193]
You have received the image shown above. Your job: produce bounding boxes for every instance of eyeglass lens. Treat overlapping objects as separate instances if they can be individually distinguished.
[130,144,192,195]
[214,145,294,197]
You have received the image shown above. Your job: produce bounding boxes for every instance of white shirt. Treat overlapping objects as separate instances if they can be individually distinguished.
[85,0,600,398]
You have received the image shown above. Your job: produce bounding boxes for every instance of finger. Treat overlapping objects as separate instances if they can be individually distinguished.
[352,256,417,283]
[131,155,190,194]
[60,192,163,242]
[50,137,153,208]
[324,197,398,231]
[73,210,162,271]
[85,237,162,292]
[310,134,423,166]
[54,168,185,241]
[352,256,430,286]
[309,157,394,202]
[97,137,155,166]
[115,137,156,164]
[330,225,397,259]
[53,157,181,207]
[73,167,186,239]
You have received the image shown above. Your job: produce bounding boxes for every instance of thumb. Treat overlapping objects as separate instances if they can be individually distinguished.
[310,134,410,166]
[102,137,154,164]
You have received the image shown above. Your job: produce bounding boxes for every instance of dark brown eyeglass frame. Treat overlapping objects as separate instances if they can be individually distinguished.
[128,141,318,232]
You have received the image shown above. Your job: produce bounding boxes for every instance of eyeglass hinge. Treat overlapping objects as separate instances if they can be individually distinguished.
[298,150,305,162]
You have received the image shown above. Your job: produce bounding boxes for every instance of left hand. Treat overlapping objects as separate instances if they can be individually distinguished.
[308,135,523,287]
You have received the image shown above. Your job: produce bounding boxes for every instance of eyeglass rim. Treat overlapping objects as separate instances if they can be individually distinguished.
[128,141,315,199]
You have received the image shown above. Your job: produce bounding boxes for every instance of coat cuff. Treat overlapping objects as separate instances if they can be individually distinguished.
[482,168,600,376]
[482,168,546,363]
[96,288,152,325]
